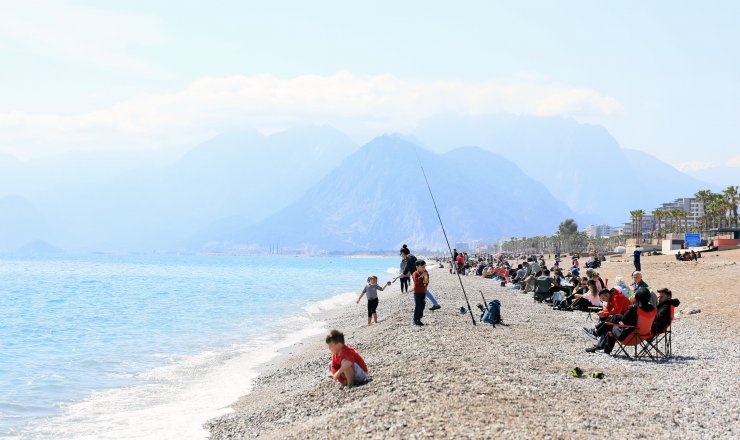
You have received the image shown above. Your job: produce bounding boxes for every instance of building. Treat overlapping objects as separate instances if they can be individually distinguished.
[658,197,704,230]
[453,242,469,251]
[621,196,706,243]
[584,224,613,238]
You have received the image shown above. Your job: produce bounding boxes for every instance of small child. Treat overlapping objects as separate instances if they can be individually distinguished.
[356,276,390,325]
[412,260,428,325]
[326,329,368,386]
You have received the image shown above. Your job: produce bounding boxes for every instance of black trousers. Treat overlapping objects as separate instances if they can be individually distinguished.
[595,314,623,336]
[634,258,641,272]
[367,298,379,317]
[400,277,410,292]
[413,293,426,322]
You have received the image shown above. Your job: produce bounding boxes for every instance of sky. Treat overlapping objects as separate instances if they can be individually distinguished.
[0,0,738,171]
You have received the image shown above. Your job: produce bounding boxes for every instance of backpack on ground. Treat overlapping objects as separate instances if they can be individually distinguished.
[482,300,502,326]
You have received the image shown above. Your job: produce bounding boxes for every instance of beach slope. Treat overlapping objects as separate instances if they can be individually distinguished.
[208,256,740,439]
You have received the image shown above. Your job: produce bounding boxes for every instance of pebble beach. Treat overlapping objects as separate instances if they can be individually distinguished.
[207,250,740,439]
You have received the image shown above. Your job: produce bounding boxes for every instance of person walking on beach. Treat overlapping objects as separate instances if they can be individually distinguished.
[412,260,428,326]
[633,245,642,272]
[356,276,390,325]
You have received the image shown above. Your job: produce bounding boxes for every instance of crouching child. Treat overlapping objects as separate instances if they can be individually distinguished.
[326,329,368,386]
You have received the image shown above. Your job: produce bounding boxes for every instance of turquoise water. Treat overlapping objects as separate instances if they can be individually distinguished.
[0,254,397,439]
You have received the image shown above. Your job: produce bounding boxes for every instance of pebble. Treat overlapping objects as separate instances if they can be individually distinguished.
[206,267,740,439]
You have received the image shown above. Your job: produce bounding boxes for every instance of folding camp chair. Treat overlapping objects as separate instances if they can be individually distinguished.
[646,305,676,359]
[605,308,657,361]
[533,278,551,303]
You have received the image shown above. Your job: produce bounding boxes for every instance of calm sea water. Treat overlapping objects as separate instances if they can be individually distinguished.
[0,254,397,439]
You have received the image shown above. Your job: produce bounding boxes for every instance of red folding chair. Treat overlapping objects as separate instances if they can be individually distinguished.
[646,305,675,359]
[606,308,657,361]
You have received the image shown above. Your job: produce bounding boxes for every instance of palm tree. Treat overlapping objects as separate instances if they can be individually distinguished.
[652,209,663,241]
[694,189,713,233]
[677,210,688,234]
[629,210,637,242]
[636,209,645,244]
[723,185,739,227]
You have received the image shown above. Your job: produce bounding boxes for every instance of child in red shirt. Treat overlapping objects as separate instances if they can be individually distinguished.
[412,260,428,326]
[326,329,368,386]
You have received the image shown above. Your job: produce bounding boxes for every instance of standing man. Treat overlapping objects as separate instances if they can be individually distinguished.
[633,245,642,272]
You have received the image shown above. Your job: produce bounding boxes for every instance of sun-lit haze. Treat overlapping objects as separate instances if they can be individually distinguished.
[1,0,738,255]
[1,1,738,167]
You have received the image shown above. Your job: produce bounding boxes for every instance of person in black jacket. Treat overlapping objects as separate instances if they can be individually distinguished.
[602,287,655,354]
[396,246,441,310]
[652,288,680,334]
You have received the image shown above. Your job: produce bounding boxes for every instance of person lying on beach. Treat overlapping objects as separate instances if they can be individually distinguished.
[326,329,368,386]
[356,276,390,325]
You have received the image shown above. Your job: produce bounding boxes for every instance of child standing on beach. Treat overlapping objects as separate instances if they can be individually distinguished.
[356,276,390,325]
[412,260,428,326]
[326,329,368,386]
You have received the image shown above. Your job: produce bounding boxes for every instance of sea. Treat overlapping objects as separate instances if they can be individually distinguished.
[0,254,398,439]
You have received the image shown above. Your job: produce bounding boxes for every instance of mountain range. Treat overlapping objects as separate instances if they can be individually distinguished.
[0,116,718,253]
[206,136,573,252]
[413,114,715,221]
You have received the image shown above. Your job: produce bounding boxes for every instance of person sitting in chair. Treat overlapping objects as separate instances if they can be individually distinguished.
[583,288,632,352]
[600,288,655,355]
[533,269,554,302]
[652,287,680,334]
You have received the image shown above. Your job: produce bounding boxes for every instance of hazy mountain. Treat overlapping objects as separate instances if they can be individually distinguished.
[16,239,63,255]
[0,195,55,252]
[413,114,712,223]
[209,135,574,252]
[26,125,358,251]
[684,166,739,189]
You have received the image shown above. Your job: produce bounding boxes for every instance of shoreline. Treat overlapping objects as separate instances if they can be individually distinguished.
[207,255,740,439]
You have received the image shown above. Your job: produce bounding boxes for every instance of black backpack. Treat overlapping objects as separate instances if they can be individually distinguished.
[482,300,502,327]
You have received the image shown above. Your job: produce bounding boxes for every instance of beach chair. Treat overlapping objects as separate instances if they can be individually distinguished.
[533,278,551,303]
[646,305,676,359]
[605,308,657,361]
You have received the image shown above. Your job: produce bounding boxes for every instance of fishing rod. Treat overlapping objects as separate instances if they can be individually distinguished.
[414,149,477,326]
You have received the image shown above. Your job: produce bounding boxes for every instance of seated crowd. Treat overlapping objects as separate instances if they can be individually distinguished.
[458,252,680,357]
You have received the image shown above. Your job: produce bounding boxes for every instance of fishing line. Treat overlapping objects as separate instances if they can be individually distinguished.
[414,149,477,326]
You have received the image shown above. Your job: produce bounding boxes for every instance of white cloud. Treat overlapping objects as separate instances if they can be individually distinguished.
[0,0,164,72]
[0,71,622,159]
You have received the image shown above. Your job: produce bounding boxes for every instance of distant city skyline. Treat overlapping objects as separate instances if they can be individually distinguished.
[1,1,738,178]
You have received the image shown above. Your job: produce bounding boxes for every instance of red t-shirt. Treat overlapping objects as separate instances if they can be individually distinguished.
[413,270,428,294]
[456,255,464,264]
[330,345,367,384]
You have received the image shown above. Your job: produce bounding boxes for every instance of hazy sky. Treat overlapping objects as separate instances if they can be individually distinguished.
[1,0,738,169]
